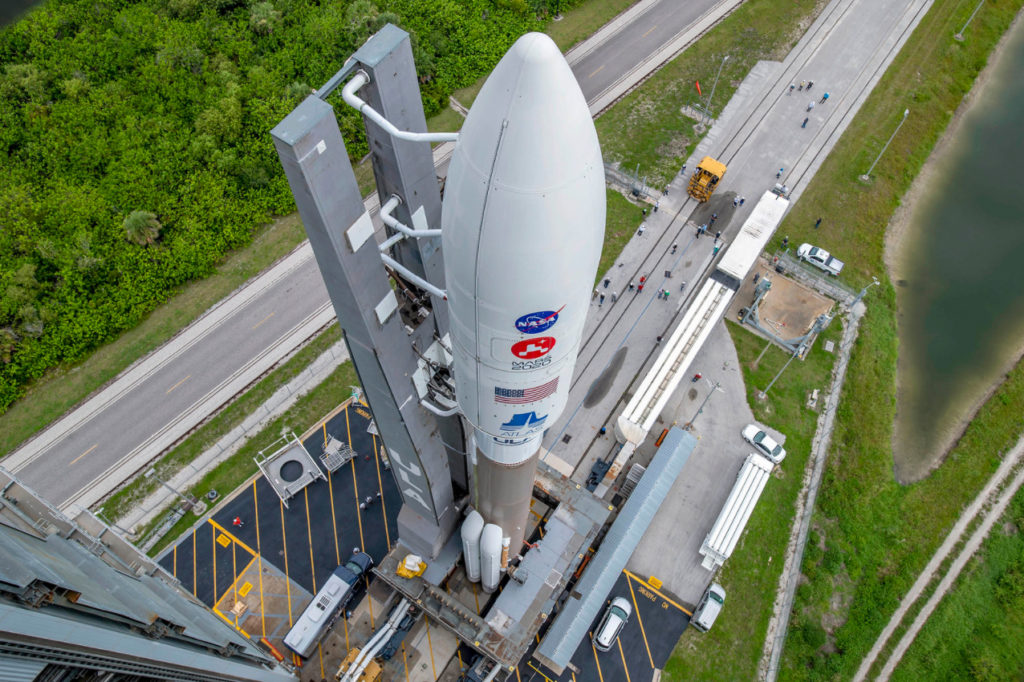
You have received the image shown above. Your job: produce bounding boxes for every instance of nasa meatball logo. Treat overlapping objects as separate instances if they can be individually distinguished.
[515,306,564,334]
[511,337,555,360]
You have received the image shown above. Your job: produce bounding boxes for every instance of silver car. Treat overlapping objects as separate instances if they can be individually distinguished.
[592,596,632,652]
[741,424,786,464]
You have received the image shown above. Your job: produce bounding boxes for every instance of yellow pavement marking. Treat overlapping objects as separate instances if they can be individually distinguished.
[372,433,391,548]
[166,374,191,394]
[70,443,98,465]
[590,632,606,682]
[216,555,257,630]
[402,643,410,681]
[527,661,555,682]
[253,480,267,638]
[238,581,253,597]
[516,665,522,681]
[217,533,231,548]
[348,407,366,551]
[252,311,275,329]
[623,569,692,615]
[425,617,437,681]
[213,526,218,603]
[327,459,342,566]
[304,488,317,590]
[617,637,633,682]
[627,573,655,669]
[588,64,605,78]
[472,582,480,614]
[642,25,656,37]
[280,501,294,627]
[318,644,325,679]
[209,519,258,557]
[172,544,177,577]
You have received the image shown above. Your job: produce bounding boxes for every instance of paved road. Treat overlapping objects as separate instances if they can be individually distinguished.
[3,0,732,509]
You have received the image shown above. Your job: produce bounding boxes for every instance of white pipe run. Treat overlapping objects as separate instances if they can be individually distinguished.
[341,597,411,682]
[342,71,459,143]
[379,195,443,237]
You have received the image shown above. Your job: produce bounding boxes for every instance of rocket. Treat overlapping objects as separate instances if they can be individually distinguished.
[442,32,605,591]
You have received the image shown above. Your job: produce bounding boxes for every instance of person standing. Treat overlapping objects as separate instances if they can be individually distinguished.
[788,83,795,95]
[611,291,618,303]
[739,197,745,206]
[802,117,809,128]
[807,101,815,112]
[628,280,635,291]
[637,223,646,236]
[599,293,605,306]
[820,92,829,103]
[815,217,823,229]
[799,80,806,90]
[671,243,678,255]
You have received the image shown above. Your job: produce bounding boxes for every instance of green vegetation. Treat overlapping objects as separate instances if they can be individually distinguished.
[663,319,842,681]
[0,212,307,456]
[769,0,1024,679]
[597,188,644,284]
[0,0,572,414]
[892,489,1024,681]
[595,0,824,190]
[147,357,360,557]
[101,323,342,522]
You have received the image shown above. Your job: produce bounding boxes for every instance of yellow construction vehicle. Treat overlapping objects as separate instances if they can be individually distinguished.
[335,648,383,682]
[687,156,727,202]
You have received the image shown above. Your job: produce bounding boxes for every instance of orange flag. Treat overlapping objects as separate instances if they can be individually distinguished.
[695,80,702,96]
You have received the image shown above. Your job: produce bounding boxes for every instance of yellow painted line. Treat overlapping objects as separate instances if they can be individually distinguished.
[212,524,218,604]
[166,374,191,394]
[172,544,177,577]
[572,672,578,682]
[366,575,375,628]
[218,555,258,628]
[372,433,391,548]
[252,311,275,329]
[318,644,325,679]
[627,573,655,669]
[322,421,328,449]
[70,443,98,465]
[590,632,606,682]
[527,661,556,682]
[217,533,231,548]
[351,450,365,551]
[642,25,656,37]
[304,488,317,591]
[617,637,632,682]
[231,539,239,624]
[623,569,692,615]
[402,643,410,681]
[209,519,258,557]
[327,465,341,566]
[457,648,464,671]
[425,617,437,680]
[280,501,294,626]
[238,581,253,597]
[588,64,605,78]
[516,665,522,681]
[472,582,480,614]
[253,480,267,638]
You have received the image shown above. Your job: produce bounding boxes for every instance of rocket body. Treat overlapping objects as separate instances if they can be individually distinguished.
[443,32,604,562]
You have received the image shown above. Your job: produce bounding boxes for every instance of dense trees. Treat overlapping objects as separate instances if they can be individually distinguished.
[0,0,570,413]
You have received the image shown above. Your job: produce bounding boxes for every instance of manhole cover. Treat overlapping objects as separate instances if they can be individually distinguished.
[279,459,303,482]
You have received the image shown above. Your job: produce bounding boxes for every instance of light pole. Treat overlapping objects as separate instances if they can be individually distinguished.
[684,378,724,430]
[954,0,984,40]
[145,467,195,509]
[860,109,909,181]
[850,276,881,309]
[703,55,730,125]
[95,506,130,535]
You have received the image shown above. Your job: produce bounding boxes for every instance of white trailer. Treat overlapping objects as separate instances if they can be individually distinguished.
[699,453,774,571]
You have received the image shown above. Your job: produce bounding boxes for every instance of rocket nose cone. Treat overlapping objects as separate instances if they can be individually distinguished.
[508,31,563,67]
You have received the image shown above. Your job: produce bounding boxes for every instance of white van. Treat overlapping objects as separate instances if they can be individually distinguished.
[691,583,726,633]
[592,596,632,652]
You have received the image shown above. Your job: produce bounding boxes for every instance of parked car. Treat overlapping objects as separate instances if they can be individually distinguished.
[691,583,726,632]
[741,424,786,464]
[592,596,632,652]
[796,243,844,276]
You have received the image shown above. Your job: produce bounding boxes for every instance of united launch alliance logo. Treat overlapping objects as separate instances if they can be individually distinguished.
[515,306,564,334]
[494,377,559,404]
[511,337,555,359]
[500,411,548,432]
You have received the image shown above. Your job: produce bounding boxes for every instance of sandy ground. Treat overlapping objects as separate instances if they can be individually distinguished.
[884,11,1024,483]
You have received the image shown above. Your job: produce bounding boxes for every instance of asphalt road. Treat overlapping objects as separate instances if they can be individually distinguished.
[5,0,724,508]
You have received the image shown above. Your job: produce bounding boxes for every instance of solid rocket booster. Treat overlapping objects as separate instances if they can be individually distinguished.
[443,32,605,565]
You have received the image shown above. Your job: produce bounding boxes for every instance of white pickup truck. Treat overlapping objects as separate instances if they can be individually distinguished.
[797,243,844,276]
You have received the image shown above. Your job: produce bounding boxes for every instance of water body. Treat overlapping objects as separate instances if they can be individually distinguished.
[893,17,1024,483]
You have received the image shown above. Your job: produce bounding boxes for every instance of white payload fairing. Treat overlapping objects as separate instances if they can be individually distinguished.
[442,32,605,587]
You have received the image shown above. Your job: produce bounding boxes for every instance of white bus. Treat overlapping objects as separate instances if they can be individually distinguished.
[283,551,373,658]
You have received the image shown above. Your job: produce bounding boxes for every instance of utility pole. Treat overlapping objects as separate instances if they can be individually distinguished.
[685,378,724,430]
[145,467,195,509]
[703,55,730,126]
[860,109,909,181]
[954,0,984,40]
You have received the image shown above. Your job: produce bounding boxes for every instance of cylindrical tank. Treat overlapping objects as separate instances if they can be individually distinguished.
[442,32,604,558]
[460,509,485,583]
[479,524,503,594]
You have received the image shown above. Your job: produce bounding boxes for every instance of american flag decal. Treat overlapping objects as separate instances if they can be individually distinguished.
[494,377,559,404]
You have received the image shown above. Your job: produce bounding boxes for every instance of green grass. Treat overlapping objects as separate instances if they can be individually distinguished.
[595,0,825,191]
[452,0,639,109]
[663,319,842,681]
[767,0,1024,678]
[598,188,645,284]
[891,489,1024,681]
[101,324,342,524]
[147,359,361,557]
[0,213,309,458]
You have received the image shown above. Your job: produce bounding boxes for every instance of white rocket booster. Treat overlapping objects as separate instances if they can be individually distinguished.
[443,32,605,575]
